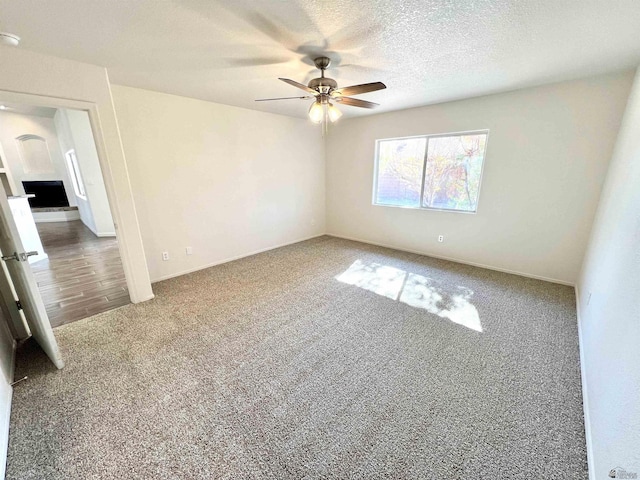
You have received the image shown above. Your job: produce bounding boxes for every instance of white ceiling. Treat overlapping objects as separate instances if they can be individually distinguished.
[1,0,640,119]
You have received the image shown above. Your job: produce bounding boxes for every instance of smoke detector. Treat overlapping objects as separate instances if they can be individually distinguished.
[0,33,20,47]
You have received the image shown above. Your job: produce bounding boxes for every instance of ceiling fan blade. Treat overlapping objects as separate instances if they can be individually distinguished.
[332,81,386,97]
[334,96,379,109]
[255,96,313,102]
[279,78,318,95]
[221,57,290,67]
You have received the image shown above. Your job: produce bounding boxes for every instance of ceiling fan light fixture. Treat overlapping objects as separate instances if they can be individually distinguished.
[327,103,342,123]
[259,56,386,128]
[308,101,324,124]
[0,32,20,47]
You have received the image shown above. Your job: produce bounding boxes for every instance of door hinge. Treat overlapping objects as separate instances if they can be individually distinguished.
[15,300,22,310]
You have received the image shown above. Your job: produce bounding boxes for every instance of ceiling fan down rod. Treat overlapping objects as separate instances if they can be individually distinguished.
[314,56,331,78]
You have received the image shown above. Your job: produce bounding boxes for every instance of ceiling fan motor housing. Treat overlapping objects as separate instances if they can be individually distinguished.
[309,56,337,94]
[256,55,385,112]
[308,76,337,94]
[313,56,332,70]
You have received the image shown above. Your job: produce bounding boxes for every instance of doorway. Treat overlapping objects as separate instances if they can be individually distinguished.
[0,102,129,328]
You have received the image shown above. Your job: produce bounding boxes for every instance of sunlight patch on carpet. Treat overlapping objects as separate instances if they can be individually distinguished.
[336,260,482,332]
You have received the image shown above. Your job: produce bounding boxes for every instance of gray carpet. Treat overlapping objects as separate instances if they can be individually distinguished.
[7,236,587,479]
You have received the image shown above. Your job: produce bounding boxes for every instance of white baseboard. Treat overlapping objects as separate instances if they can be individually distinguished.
[80,221,99,238]
[82,220,115,238]
[33,210,81,223]
[130,293,155,304]
[326,232,575,286]
[575,286,595,480]
[151,233,326,283]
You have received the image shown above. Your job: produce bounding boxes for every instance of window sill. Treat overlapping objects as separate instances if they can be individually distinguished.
[372,203,478,215]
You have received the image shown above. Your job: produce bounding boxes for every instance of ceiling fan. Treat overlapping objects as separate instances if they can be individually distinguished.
[256,56,386,124]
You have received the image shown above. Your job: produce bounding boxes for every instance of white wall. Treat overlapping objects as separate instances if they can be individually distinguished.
[111,85,325,282]
[325,71,633,285]
[0,46,153,303]
[0,308,15,479]
[54,109,116,236]
[577,67,640,479]
[0,110,77,205]
[53,109,93,229]
[66,109,115,236]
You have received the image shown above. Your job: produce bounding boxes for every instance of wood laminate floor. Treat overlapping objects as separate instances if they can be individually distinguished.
[31,220,130,328]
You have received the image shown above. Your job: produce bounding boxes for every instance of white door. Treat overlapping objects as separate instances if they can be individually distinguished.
[0,259,30,340]
[0,183,63,369]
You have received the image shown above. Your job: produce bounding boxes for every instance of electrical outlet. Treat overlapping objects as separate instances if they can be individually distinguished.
[438,235,444,243]
[186,246,193,255]
[162,251,170,261]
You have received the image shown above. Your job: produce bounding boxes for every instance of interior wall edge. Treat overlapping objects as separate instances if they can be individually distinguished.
[0,47,155,307]
[9,339,15,383]
[0,385,12,480]
[326,232,575,287]
[575,285,596,480]
[574,65,640,479]
[0,335,15,479]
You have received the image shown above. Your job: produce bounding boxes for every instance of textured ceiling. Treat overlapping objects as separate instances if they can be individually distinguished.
[1,0,639,119]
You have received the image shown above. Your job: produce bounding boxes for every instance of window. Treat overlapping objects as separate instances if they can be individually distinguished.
[65,150,86,199]
[373,131,488,213]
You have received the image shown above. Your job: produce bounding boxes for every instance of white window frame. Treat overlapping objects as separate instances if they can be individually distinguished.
[372,129,489,214]
[65,149,86,200]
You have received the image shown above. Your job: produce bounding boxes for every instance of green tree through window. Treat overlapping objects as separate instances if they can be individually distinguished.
[374,132,488,213]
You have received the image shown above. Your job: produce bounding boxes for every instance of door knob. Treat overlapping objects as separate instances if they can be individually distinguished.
[1,251,38,262]
[20,251,39,261]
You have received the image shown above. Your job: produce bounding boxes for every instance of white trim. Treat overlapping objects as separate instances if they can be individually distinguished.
[78,219,115,239]
[0,89,153,304]
[326,232,575,286]
[8,339,15,382]
[0,338,16,479]
[64,149,87,200]
[134,293,155,303]
[15,134,54,176]
[32,210,81,223]
[0,385,12,479]
[152,234,325,283]
[575,285,596,480]
[0,141,18,196]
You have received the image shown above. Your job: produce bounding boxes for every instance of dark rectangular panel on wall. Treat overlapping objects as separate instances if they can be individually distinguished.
[22,181,70,208]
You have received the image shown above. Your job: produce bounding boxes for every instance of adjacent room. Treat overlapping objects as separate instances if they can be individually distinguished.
[0,103,129,327]
[0,1,638,479]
